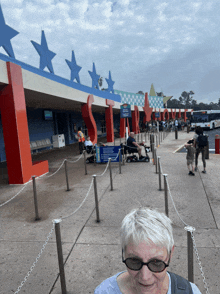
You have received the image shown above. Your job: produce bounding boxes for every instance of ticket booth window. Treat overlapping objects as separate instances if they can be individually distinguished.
[82,123,88,136]
[101,121,106,133]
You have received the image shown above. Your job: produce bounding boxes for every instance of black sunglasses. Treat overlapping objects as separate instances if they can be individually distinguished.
[122,249,170,272]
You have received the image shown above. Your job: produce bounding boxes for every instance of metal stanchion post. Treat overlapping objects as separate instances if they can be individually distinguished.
[163,174,168,216]
[93,175,100,222]
[54,219,67,294]
[185,227,194,283]
[175,128,178,139]
[141,133,143,141]
[83,150,87,175]
[64,160,70,191]
[155,151,158,173]
[119,149,122,174]
[158,132,160,146]
[32,176,40,221]
[158,157,162,191]
[109,158,113,191]
[152,143,155,162]
[122,147,125,165]
[153,147,157,166]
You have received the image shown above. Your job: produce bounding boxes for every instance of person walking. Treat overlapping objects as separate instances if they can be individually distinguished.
[184,139,196,176]
[194,127,208,173]
[77,126,85,154]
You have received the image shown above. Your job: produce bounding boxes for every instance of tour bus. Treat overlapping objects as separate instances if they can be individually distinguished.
[190,110,220,130]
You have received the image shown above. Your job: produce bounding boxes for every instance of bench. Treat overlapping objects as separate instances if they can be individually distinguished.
[30,138,53,153]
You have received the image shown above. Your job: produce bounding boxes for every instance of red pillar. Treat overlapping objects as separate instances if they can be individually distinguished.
[105,99,115,142]
[132,106,140,134]
[81,95,97,144]
[143,93,153,123]
[183,109,187,122]
[170,109,176,120]
[0,62,48,184]
[120,118,126,138]
[163,109,169,121]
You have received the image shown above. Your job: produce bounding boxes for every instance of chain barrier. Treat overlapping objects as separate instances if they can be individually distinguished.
[14,223,55,294]
[66,153,83,163]
[164,169,210,293]
[96,160,110,177]
[7,148,121,292]
[44,159,66,178]
[0,178,32,208]
[111,149,120,161]
[61,177,94,220]
[190,231,210,294]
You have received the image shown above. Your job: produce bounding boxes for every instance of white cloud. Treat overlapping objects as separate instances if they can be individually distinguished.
[1,0,220,102]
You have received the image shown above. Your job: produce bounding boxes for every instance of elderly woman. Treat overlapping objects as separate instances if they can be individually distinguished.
[94,207,201,294]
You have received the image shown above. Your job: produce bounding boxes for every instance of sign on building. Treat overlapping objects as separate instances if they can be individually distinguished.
[120,104,131,118]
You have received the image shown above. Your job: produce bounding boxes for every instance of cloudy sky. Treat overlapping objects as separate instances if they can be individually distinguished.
[1,0,220,103]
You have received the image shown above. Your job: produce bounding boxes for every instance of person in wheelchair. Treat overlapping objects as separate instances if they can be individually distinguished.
[84,136,95,154]
[127,132,144,160]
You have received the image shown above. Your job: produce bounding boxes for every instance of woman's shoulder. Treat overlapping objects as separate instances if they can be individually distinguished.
[94,272,124,294]
[167,272,202,294]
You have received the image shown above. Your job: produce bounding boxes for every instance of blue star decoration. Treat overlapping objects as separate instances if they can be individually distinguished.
[0,5,19,58]
[65,50,82,83]
[105,71,115,93]
[88,62,100,89]
[31,30,56,74]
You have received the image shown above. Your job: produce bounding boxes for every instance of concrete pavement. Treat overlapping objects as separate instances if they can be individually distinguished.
[0,130,219,294]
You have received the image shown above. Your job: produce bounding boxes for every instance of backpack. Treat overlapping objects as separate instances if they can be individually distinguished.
[168,272,193,293]
[197,134,208,148]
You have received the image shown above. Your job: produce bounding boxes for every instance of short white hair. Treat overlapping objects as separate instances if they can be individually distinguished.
[120,207,174,253]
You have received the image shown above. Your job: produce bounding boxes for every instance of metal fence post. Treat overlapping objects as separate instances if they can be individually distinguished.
[109,158,113,191]
[175,128,178,139]
[83,150,87,175]
[122,147,125,165]
[154,148,157,174]
[93,175,100,222]
[54,219,67,294]
[119,149,122,174]
[152,143,155,162]
[163,174,169,216]
[64,160,70,191]
[153,146,157,166]
[158,157,162,191]
[32,176,40,221]
[185,226,195,283]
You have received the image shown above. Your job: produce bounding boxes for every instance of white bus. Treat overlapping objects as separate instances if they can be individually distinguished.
[190,110,220,130]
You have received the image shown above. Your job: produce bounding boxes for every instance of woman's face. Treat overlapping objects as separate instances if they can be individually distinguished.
[125,241,172,294]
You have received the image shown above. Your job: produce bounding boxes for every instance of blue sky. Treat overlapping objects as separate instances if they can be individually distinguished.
[1,0,220,104]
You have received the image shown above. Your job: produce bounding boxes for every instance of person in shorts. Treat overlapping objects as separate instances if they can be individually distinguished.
[184,139,196,176]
